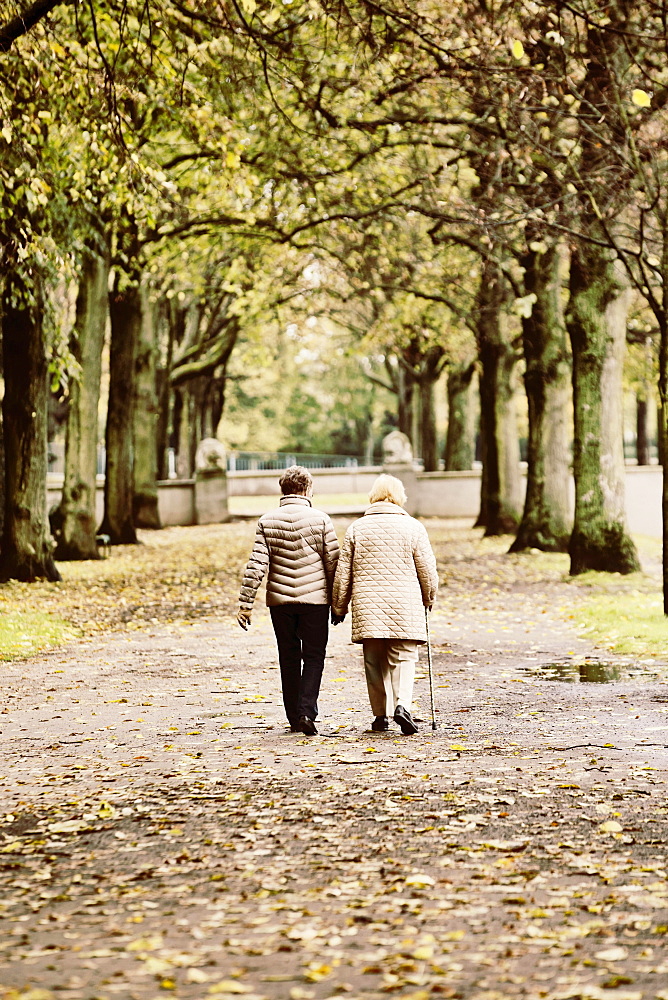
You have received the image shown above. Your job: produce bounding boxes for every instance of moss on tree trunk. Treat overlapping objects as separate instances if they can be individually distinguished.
[133,282,161,529]
[511,244,572,553]
[566,244,639,575]
[444,361,476,471]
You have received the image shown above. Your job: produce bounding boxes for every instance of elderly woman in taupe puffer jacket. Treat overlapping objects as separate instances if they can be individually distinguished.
[331,474,438,735]
[238,466,340,736]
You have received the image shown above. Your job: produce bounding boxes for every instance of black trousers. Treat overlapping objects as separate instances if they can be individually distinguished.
[269,603,329,725]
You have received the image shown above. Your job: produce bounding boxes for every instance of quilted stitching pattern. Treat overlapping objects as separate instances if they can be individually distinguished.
[332,502,438,643]
[239,496,340,608]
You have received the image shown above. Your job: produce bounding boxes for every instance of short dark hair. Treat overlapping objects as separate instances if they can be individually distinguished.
[279,465,313,495]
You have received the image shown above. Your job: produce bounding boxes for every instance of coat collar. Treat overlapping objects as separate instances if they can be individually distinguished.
[280,494,312,507]
[364,501,408,516]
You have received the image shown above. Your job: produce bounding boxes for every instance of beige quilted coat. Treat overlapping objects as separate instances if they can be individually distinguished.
[239,495,340,609]
[332,501,438,643]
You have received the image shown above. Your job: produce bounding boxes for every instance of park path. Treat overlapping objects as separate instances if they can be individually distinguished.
[1,527,668,1000]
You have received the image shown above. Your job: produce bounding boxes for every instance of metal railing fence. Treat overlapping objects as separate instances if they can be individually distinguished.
[227,451,371,471]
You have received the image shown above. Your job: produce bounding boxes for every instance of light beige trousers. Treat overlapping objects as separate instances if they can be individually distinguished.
[362,638,419,716]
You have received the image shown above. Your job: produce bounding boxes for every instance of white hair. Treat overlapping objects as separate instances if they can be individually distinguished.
[368,474,407,507]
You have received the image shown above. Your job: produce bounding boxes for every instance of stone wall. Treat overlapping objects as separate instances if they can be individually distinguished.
[46,465,664,538]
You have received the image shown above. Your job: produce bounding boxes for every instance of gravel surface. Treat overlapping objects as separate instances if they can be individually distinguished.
[1,523,667,1000]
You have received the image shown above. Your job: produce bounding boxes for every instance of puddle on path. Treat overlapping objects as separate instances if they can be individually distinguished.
[521,659,665,683]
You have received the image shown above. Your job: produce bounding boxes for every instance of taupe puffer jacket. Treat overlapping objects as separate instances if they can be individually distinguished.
[332,502,438,643]
[239,495,340,609]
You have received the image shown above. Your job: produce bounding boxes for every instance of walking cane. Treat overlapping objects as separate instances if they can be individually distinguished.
[425,608,437,731]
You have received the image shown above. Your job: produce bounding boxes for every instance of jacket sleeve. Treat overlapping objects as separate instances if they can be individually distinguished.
[331,525,354,616]
[238,521,270,610]
[413,523,439,606]
[322,516,340,599]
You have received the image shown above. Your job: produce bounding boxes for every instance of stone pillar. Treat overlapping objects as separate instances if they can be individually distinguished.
[194,438,230,524]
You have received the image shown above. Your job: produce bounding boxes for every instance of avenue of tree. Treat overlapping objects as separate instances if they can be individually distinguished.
[1,0,668,609]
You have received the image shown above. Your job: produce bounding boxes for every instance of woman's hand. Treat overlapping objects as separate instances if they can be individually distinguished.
[237,608,252,630]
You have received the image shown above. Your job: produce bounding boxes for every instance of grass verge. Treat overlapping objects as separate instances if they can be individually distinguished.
[0,610,80,661]
[573,592,666,657]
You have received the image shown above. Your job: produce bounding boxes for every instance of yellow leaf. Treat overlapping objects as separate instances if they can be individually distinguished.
[594,946,628,961]
[449,744,468,751]
[127,934,163,952]
[47,820,85,833]
[405,873,435,888]
[0,840,21,853]
[187,969,210,984]
[240,0,257,13]
[144,958,173,975]
[413,945,434,960]
[632,88,651,107]
[512,40,525,59]
[304,963,332,982]
[97,801,115,819]
[599,820,623,833]
[208,983,250,995]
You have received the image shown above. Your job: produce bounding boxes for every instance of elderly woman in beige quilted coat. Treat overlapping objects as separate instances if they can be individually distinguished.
[331,474,438,735]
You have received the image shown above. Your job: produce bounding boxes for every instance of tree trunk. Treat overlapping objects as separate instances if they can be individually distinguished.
[475,262,522,534]
[636,397,649,466]
[0,280,60,581]
[444,361,476,471]
[660,221,668,613]
[0,350,4,543]
[53,248,109,560]
[99,277,139,545]
[419,377,438,472]
[566,247,639,574]
[175,386,197,479]
[397,365,414,443]
[511,244,572,553]
[133,282,161,529]
[156,300,177,481]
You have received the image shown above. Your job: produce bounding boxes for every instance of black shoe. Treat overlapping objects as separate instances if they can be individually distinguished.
[298,716,317,736]
[371,716,389,732]
[394,704,418,735]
